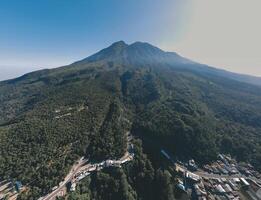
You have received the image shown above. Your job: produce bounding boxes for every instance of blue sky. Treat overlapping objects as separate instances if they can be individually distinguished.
[0,0,261,80]
[0,0,187,66]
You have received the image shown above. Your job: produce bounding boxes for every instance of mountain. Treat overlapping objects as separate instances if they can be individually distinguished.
[76,41,192,65]
[208,69,261,87]
[74,41,261,87]
[1,41,261,199]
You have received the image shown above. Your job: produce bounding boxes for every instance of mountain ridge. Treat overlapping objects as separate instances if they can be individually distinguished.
[2,41,261,87]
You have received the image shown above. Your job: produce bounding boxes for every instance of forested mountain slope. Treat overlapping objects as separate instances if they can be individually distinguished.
[0,41,261,199]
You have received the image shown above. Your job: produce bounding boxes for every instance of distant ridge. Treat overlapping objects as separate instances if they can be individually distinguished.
[1,41,261,87]
[74,41,261,87]
[74,41,193,66]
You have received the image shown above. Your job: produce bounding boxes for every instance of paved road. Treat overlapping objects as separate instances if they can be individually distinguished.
[40,131,133,200]
[41,158,87,200]
[195,171,243,179]
[195,171,261,182]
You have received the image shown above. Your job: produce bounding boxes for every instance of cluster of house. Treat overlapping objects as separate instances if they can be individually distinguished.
[237,163,261,180]
[176,168,253,200]
[173,153,261,200]
[193,177,251,200]
[0,181,23,200]
[203,158,238,175]
[203,154,261,180]
[70,153,134,191]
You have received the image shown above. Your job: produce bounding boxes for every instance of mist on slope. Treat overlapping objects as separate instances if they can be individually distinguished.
[0,66,46,81]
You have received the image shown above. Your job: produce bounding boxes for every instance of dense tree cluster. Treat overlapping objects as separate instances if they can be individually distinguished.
[65,140,177,200]
[88,101,128,161]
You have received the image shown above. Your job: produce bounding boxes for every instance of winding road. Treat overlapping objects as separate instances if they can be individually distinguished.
[40,158,88,200]
[40,131,133,200]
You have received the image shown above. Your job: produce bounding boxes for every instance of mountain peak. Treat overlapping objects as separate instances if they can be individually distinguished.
[127,41,165,56]
[77,40,189,66]
[79,41,128,63]
[110,40,128,48]
[129,41,162,51]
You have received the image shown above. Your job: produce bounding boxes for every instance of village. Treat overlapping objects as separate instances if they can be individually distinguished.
[0,131,134,200]
[69,149,135,193]
[0,181,22,200]
[0,151,134,200]
[38,131,135,200]
[161,150,261,200]
[2,130,261,200]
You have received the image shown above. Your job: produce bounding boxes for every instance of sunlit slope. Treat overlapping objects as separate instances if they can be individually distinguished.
[0,41,261,198]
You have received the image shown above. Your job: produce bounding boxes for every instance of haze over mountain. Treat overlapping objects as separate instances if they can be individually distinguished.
[3,41,261,86]
[2,0,261,78]
[1,41,261,199]
[0,66,46,81]
[80,41,261,87]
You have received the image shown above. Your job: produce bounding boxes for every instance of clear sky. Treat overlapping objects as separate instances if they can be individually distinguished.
[0,0,260,80]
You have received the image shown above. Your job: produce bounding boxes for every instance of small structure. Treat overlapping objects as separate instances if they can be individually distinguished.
[240,178,250,188]
[188,159,198,171]
[76,171,90,181]
[177,179,186,192]
[175,164,186,177]
[233,178,240,183]
[70,182,76,192]
[228,180,238,191]
[105,160,121,168]
[15,181,22,192]
[215,184,226,194]
[185,171,201,183]
[194,184,207,196]
[223,184,233,193]
[105,160,114,167]
[52,186,58,191]
[87,165,96,172]
[160,149,171,160]
[121,158,131,164]
[55,109,61,113]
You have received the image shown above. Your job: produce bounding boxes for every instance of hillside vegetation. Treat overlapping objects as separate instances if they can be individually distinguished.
[0,41,261,199]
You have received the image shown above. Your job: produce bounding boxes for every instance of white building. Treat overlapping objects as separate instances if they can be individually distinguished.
[70,182,76,191]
